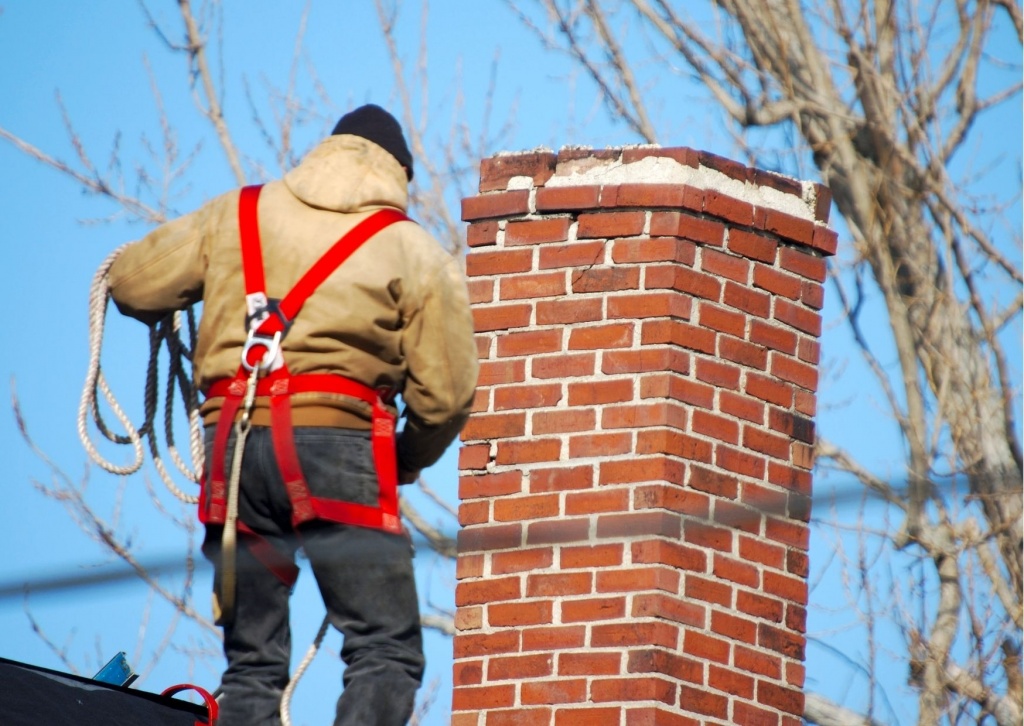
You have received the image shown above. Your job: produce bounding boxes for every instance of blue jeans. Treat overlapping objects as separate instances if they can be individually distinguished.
[203,426,424,726]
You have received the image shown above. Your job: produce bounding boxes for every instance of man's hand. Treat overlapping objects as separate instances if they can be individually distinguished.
[398,469,420,485]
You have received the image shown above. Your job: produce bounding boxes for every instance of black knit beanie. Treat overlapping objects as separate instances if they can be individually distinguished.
[331,104,414,181]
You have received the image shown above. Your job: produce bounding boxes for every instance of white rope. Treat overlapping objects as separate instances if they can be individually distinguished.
[281,615,331,726]
[78,247,203,504]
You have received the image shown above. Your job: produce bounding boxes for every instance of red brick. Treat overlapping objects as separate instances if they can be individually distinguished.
[603,402,688,431]
[597,566,680,594]
[758,681,804,715]
[683,630,730,664]
[568,431,633,458]
[811,184,833,223]
[632,539,707,572]
[536,298,603,325]
[794,389,816,417]
[640,319,716,355]
[561,596,627,623]
[456,554,484,580]
[485,709,554,726]
[526,572,593,597]
[499,271,566,300]
[685,575,733,607]
[453,659,483,686]
[571,266,641,293]
[478,359,527,387]
[701,248,750,283]
[597,511,682,540]
[451,684,516,710]
[532,408,597,435]
[719,336,769,370]
[766,517,810,550]
[732,703,781,725]
[457,523,523,553]
[522,625,587,651]
[691,410,739,444]
[631,593,706,629]
[699,149,750,180]
[708,664,755,699]
[493,493,561,521]
[496,438,562,465]
[529,465,594,493]
[459,500,489,526]
[462,190,531,221]
[779,246,826,282]
[758,622,804,659]
[603,348,690,376]
[559,652,622,676]
[704,189,754,226]
[591,676,677,705]
[715,445,767,479]
[724,281,771,318]
[568,322,635,350]
[488,601,554,628]
[763,571,808,604]
[749,319,798,354]
[491,547,555,575]
[683,520,733,552]
[467,220,499,248]
[493,383,563,411]
[505,217,571,245]
[536,185,601,211]
[798,336,821,364]
[461,413,526,442]
[624,707,702,726]
[578,211,646,238]
[532,352,596,379]
[467,247,534,277]
[763,209,814,246]
[523,516,590,550]
[635,429,712,462]
[633,486,710,519]
[456,576,522,606]
[592,622,680,649]
[568,378,635,405]
[734,644,782,678]
[598,457,686,485]
[770,353,818,392]
[646,264,721,301]
[538,241,606,269]
[607,292,691,320]
[811,224,838,255]
[601,183,696,209]
[650,211,725,246]
[710,609,758,644]
[728,228,778,263]
[459,443,490,470]
[496,329,562,357]
[555,707,622,726]
[565,488,630,515]
[746,373,794,407]
[714,501,762,534]
[467,279,494,307]
[786,602,808,632]
[774,298,821,336]
[453,630,521,658]
[719,391,765,424]
[612,236,696,264]
[697,302,745,337]
[459,471,523,500]
[739,534,785,570]
[622,146,700,168]
[479,151,556,192]
[686,464,739,499]
[695,357,741,389]
[560,543,624,569]
[753,264,802,299]
[743,426,791,460]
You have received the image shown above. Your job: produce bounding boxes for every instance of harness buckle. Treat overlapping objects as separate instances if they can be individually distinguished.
[241,329,283,373]
[245,295,293,337]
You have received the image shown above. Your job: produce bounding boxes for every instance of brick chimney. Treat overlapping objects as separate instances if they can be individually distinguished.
[452,146,835,725]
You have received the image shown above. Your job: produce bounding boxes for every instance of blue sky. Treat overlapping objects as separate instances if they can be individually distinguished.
[1,2,1019,725]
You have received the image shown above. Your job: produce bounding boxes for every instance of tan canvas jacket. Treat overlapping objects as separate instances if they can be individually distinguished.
[107,134,478,472]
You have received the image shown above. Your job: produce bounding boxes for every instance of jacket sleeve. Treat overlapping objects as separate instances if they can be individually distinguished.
[397,253,479,472]
[107,207,208,325]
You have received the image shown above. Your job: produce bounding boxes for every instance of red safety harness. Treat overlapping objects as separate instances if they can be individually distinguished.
[201,185,408,543]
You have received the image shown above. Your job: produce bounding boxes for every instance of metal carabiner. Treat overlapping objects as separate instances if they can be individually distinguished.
[241,330,282,373]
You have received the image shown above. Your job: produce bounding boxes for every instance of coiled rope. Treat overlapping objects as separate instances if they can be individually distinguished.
[78,246,204,502]
[79,247,330,724]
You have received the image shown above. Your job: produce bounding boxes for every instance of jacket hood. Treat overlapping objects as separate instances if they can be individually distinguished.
[284,134,409,213]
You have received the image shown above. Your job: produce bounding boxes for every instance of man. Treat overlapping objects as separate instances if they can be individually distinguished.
[108,104,479,725]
